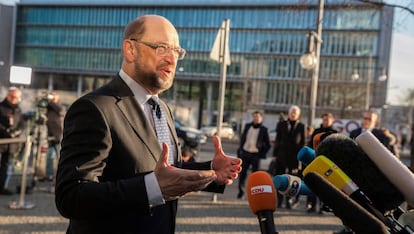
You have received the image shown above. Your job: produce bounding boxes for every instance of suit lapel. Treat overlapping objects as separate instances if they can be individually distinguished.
[117,96,162,162]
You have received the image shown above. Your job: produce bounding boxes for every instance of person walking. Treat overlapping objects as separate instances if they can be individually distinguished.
[271,105,305,209]
[0,87,24,195]
[54,14,242,234]
[237,111,271,199]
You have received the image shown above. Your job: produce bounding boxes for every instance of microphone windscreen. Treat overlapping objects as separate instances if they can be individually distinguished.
[297,146,315,166]
[304,172,388,234]
[356,131,414,206]
[316,133,404,212]
[247,171,276,214]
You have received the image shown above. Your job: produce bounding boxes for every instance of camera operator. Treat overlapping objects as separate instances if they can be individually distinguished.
[0,87,24,195]
[43,92,65,182]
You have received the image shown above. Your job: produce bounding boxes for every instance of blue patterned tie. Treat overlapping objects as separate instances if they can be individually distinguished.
[147,98,175,165]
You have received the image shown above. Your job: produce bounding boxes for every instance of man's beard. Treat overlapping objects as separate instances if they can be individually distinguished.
[134,64,173,93]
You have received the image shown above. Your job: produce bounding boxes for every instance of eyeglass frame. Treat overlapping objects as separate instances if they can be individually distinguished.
[129,38,186,60]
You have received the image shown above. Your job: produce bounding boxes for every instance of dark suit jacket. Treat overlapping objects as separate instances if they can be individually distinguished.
[238,123,271,159]
[349,127,391,149]
[272,119,305,170]
[55,76,224,234]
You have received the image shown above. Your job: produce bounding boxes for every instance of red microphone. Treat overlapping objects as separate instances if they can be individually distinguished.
[246,171,278,234]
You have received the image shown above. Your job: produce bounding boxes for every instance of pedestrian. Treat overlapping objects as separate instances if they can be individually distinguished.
[271,105,305,209]
[306,112,337,213]
[0,87,24,195]
[42,92,65,182]
[54,14,242,234]
[237,111,271,199]
[349,109,393,149]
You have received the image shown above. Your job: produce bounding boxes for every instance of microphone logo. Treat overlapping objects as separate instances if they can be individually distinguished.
[287,180,299,197]
[251,185,273,195]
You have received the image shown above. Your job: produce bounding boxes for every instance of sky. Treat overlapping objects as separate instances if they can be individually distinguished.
[387,0,414,105]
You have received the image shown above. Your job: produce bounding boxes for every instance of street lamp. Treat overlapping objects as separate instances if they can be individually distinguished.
[299,0,324,128]
[299,32,320,70]
[351,56,387,110]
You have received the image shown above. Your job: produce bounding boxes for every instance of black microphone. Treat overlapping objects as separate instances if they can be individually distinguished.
[304,171,388,234]
[315,133,404,213]
[303,155,411,233]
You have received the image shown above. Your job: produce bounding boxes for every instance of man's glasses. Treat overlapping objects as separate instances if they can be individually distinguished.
[363,117,372,121]
[130,39,186,60]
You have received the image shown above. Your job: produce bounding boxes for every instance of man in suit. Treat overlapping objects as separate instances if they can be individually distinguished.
[349,109,392,147]
[271,105,305,209]
[236,111,271,199]
[55,15,242,234]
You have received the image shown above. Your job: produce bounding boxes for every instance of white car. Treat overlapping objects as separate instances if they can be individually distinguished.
[200,124,235,140]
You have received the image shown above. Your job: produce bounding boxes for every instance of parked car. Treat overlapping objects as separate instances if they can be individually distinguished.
[174,120,207,148]
[200,123,236,140]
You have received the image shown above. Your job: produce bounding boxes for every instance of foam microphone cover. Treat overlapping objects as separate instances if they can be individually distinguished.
[247,171,276,214]
[356,130,414,207]
[315,133,404,212]
[313,130,337,149]
[297,146,315,166]
[312,132,325,149]
[304,172,388,234]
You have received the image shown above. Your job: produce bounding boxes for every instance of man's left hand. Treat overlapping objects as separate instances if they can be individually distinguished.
[211,136,242,185]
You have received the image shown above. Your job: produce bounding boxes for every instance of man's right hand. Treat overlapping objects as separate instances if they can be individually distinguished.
[154,143,217,201]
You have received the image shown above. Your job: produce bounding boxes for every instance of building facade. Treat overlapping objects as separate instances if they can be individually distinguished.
[1,0,394,129]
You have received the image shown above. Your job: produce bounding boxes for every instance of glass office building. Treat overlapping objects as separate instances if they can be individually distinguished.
[6,0,393,127]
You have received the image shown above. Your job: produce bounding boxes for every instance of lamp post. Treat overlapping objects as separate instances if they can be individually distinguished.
[299,0,324,128]
[351,56,387,110]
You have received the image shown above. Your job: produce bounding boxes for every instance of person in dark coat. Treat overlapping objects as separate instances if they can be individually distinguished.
[0,87,24,195]
[272,105,305,208]
[237,111,271,199]
[349,109,392,148]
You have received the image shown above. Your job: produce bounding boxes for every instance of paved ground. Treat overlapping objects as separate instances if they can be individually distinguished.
[0,138,410,234]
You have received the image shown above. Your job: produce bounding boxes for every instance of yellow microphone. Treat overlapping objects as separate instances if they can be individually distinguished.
[303,155,358,196]
[303,156,397,231]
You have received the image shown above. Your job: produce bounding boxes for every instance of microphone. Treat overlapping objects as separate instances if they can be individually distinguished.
[312,132,326,149]
[303,155,374,207]
[315,133,404,213]
[312,130,337,149]
[296,146,315,166]
[398,209,414,232]
[303,171,388,234]
[246,171,278,234]
[273,174,313,197]
[302,155,401,230]
[355,130,414,207]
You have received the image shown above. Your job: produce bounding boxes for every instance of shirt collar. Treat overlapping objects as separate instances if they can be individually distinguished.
[118,69,158,104]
